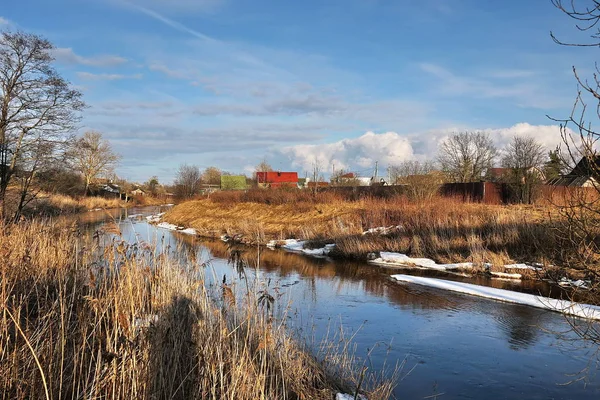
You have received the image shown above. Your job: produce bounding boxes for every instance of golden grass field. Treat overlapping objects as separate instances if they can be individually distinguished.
[164,190,558,268]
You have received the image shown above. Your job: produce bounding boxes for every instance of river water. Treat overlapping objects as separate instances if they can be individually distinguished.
[72,206,600,399]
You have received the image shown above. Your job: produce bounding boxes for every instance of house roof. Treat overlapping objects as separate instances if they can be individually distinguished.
[546,175,595,187]
[488,168,510,178]
[339,172,355,179]
[307,181,329,187]
[101,184,121,193]
[547,156,600,186]
[570,155,600,176]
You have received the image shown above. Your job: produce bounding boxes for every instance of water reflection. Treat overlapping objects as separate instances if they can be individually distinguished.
[68,206,600,399]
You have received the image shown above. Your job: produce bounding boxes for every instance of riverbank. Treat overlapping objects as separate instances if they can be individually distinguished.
[160,191,591,283]
[0,220,396,399]
[8,190,169,217]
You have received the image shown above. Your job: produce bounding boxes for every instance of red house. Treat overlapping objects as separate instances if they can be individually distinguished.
[256,171,298,188]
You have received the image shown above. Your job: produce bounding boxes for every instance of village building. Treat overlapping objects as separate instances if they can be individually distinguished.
[131,188,146,196]
[220,175,249,190]
[547,156,600,187]
[256,171,298,188]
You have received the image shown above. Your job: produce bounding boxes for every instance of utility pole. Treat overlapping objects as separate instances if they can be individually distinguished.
[387,166,391,185]
[374,161,378,179]
[332,163,336,185]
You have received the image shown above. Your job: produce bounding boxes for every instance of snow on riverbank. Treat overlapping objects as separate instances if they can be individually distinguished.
[362,225,402,235]
[155,221,197,235]
[267,239,335,257]
[146,213,197,235]
[336,393,366,400]
[370,252,545,280]
[370,252,473,272]
[392,274,600,320]
[146,213,165,223]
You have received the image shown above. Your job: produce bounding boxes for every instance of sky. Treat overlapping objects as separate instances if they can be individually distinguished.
[1,0,597,182]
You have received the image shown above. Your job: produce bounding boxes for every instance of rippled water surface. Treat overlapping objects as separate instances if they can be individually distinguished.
[72,207,600,399]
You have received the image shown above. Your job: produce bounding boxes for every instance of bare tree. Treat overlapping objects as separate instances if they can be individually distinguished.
[547,0,600,349]
[255,159,273,173]
[202,166,221,186]
[0,30,85,219]
[311,159,325,193]
[390,160,443,200]
[174,164,201,198]
[72,131,120,195]
[437,131,497,183]
[144,176,160,196]
[501,136,547,204]
[253,158,273,183]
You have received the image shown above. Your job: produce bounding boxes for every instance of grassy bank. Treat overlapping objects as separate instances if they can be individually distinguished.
[163,190,558,268]
[6,191,168,218]
[0,220,397,399]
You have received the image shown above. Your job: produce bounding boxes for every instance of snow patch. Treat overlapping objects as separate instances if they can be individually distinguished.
[302,244,336,256]
[146,213,165,223]
[180,228,197,235]
[558,278,591,290]
[504,264,542,271]
[267,239,335,257]
[370,252,473,272]
[336,394,367,400]
[391,274,600,320]
[362,225,402,235]
[491,271,522,280]
[157,222,179,231]
[155,221,197,236]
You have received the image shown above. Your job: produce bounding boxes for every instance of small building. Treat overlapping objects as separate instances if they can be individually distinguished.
[131,188,146,196]
[354,176,388,187]
[99,183,121,199]
[488,167,546,183]
[547,156,600,187]
[306,181,329,188]
[221,175,248,190]
[256,171,298,188]
[487,168,511,181]
[332,172,361,186]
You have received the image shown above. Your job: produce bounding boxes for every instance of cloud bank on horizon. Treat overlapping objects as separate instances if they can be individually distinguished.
[276,123,570,175]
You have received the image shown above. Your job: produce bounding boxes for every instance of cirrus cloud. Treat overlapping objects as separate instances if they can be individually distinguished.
[53,47,127,67]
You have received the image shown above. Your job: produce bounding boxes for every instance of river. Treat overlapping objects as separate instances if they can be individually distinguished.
[71,206,600,399]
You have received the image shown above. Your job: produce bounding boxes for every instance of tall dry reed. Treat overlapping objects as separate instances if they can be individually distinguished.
[0,220,398,399]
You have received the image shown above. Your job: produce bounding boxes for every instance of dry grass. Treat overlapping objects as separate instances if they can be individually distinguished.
[164,191,561,268]
[20,193,126,215]
[19,193,168,217]
[0,220,398,399]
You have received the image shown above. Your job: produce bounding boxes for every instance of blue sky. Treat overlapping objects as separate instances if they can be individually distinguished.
[1,0,596,182]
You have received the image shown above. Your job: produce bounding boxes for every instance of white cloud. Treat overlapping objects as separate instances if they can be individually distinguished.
[53,48,127,67]
[0,16,9,26]
[77,72,143,81]
[276,123,570,175]
[280,131,415,173]
[485,122,567,151]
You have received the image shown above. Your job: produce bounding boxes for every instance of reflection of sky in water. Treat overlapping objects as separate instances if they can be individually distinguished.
[73,207,600,399]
